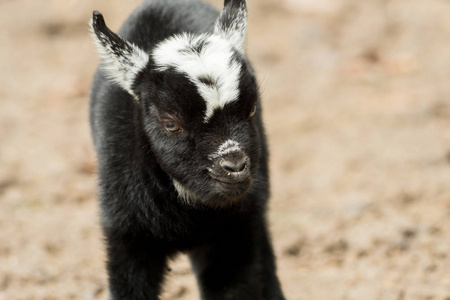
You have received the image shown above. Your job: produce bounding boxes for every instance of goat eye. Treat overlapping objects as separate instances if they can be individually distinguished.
[162,119,182,133]
[249,104,257,118]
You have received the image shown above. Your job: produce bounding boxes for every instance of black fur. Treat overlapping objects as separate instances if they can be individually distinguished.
[90,0,286,299]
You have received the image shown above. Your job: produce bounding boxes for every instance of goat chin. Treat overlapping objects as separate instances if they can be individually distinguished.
[172,177,252,207]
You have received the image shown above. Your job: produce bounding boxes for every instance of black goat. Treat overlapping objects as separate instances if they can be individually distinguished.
[90,0,286,299]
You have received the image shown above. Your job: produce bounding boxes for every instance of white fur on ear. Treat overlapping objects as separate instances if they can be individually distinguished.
[90,11,149,99]
[214,0,248,55]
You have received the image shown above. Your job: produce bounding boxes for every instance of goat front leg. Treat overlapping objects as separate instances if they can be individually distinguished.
[104,229,169,300]
[189,220,286,300]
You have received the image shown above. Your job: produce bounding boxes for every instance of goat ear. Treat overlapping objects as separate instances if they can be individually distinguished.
[214,0,248,54]
[90,11,149,98]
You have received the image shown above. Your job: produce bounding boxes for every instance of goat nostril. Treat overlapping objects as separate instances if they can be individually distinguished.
[220,158,247,173]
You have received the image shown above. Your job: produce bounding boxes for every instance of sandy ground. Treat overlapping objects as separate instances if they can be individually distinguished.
[1,0,450,299]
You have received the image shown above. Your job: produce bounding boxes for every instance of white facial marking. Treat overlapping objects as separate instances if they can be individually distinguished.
[173,179,196,204]
[152,33,242,123]
[214,1,248,54]
[90,19,149,99]
[209,139,243,160]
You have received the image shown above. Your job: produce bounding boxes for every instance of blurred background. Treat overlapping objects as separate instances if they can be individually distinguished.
[1,0,450,299]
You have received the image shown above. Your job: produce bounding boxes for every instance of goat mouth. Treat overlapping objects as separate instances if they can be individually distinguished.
[209,176,252,196]
[209,174,251,185]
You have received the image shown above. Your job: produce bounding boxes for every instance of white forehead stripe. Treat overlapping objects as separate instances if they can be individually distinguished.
[152,33,242,123]
[209,139,243,160]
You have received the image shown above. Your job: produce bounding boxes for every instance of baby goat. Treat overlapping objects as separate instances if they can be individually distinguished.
[90,0,286,299]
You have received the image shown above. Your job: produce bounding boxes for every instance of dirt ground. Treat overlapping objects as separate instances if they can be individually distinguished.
[1,0,450,299]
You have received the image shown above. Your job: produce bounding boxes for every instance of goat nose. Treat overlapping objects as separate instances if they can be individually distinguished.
[219,157,247,173]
